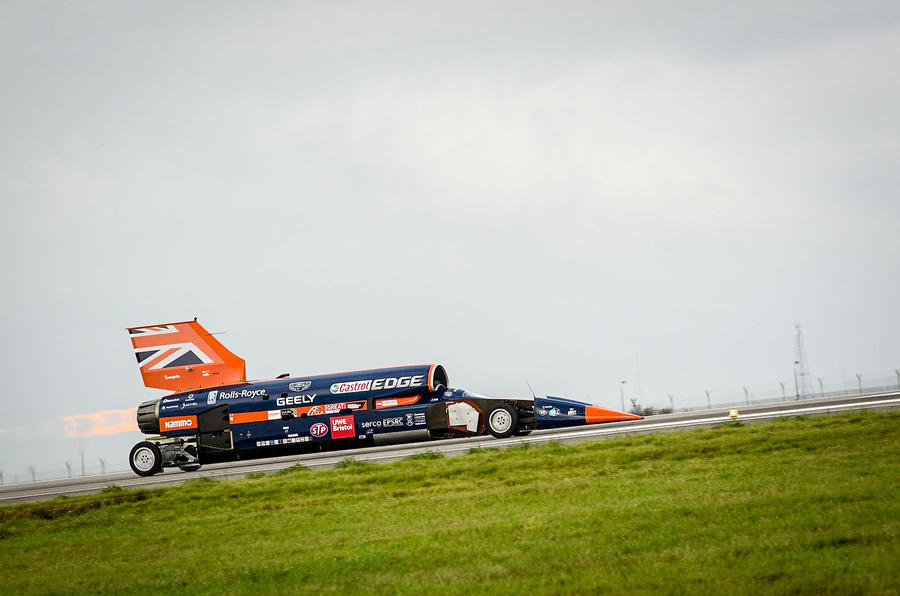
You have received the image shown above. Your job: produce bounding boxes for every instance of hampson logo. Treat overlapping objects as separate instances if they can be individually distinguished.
[164,418,194,430]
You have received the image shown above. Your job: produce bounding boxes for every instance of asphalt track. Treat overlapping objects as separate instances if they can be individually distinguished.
[2,391,898,504]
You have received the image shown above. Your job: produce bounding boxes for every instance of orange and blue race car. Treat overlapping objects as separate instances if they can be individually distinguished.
[127,320,642,476]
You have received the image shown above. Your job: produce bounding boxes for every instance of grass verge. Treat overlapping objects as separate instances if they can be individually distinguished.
[1,411,897,594]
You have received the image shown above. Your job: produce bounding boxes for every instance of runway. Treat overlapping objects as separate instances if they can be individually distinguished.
[2,390,897,504]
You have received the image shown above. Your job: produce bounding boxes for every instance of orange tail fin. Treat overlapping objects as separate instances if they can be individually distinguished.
[127,320,246,392]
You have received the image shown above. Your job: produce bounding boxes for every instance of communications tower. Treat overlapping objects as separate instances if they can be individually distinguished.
[794,324,811,398]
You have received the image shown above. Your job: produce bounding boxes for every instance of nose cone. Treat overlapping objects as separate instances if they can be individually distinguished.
[584,405,643,423]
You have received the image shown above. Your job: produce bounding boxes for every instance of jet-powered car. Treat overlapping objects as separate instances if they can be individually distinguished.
[126,320,641,476]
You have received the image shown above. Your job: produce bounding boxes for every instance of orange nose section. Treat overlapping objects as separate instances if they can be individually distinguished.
[584,406,643,423]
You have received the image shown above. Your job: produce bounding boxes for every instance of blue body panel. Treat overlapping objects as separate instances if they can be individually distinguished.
[158,365,445,448]
[535,396,590,429]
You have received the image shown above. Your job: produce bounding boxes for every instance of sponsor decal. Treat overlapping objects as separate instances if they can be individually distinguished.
[217,388,267,400]
[371,375,425,391]
[164,374,182,380]
[330,380,372,394]
[202,370,210,377]
[207,390,218,404]
[276,394,316,407]
[308,402,348,416]
[361,420,381,429]
[383,417,403,428]
[310,422,328,438]
[184,394,196,401]
[161,404,180,411]
[267,410,282,421]
[160,415,198,431]
[567,408,577,416]
[289,381,312,392]
[330,415,355,439]
[329,375,427,395]
[405,413,415,426]
[255,437,310,447]
[380,399,398,408]
[162,397,180,404]
[413,412,426,425]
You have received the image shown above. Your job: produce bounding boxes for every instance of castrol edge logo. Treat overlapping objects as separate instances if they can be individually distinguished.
[160,415,198,431]
[330,380,372,394]
[330,375,425,394]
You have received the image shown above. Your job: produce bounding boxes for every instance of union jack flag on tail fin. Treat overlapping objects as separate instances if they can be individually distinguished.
[127,320,246,392]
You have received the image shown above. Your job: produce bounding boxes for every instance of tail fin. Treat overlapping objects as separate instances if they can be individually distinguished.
[127,320,246,392]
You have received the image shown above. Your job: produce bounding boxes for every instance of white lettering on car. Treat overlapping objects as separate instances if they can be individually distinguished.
[334,375,425,394]
[276,394,316,407]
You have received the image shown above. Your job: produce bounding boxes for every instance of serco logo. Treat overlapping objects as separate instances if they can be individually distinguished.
[310,423,328,438]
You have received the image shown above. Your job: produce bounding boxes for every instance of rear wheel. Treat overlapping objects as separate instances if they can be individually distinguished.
[129,441,162,477]
[486,404,518,439]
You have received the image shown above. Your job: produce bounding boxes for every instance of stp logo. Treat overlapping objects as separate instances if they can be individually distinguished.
[310,423,328,438]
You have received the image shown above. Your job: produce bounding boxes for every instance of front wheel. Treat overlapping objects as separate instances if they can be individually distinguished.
[486,404,518,439]
[129,441,162,477]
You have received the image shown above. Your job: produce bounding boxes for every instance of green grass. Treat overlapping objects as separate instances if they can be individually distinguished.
[1,411,898,594]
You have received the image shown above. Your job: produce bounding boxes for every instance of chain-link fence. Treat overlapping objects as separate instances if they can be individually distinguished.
[632,370,900,415]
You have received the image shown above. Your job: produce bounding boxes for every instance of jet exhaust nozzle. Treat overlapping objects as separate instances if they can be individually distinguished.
[136,398,160,434]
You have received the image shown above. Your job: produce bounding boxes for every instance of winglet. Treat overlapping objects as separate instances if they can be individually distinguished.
[127,320,246,392]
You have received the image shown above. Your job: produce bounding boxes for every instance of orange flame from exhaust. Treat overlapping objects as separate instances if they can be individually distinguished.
[61,408,137,437]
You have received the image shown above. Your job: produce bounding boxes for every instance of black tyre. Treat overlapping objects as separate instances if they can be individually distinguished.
[486,403,518,439]
[129,441,163,477]
[179,464,202,473]
[514,429,532,436]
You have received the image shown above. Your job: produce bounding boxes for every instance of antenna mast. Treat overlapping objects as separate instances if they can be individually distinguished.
[794,324,811,398]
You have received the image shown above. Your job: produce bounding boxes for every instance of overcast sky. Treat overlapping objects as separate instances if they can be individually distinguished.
[1,1,898,479]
